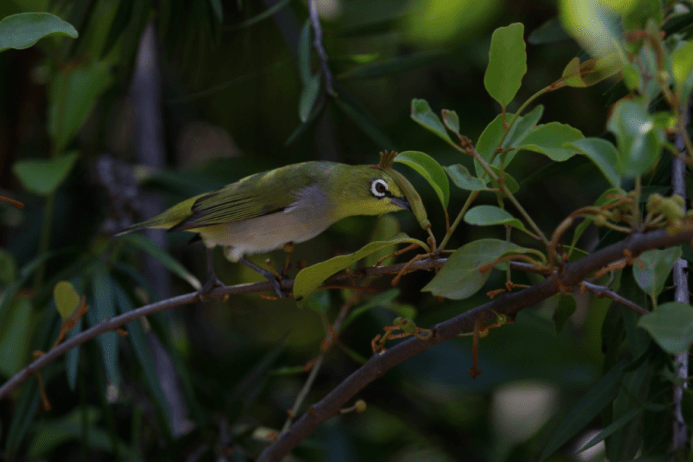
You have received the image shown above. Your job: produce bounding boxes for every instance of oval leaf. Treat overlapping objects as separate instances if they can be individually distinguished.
[53,281,81,320]
[608,100,664,178]
[566,138,621,189]
[484,23,527,108]
[638,302,693,355]
[464,205,526,231]
[444,164,487,191]
[12,151,79,196]
[0,12,78,52]
[395,151,450,208]
[294,234,422,308]
[517,122,584,162]
[410,98,454,145]
[422,238,534,300]
[633,247,682,299]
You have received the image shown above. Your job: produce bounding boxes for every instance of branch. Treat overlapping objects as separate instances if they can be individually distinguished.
[257,228,693,462]
[308,0,334,95]
[0,258,446,401]
[580,281,649,315]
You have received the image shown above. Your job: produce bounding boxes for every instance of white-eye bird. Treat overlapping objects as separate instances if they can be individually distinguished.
[116,161,411,297]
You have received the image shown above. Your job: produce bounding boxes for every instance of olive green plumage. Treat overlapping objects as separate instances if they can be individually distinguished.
[116,161,410,262]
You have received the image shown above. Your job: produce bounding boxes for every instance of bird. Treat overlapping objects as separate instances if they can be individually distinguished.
[115,161,411,298]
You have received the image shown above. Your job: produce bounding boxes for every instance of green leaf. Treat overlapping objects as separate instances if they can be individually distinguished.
[0,12,78,52]
[608,100,664,178]
[48,61,113,153]
[229,0,290,30]
[395,151,450,209]
[566,138,621,189]
[517,122,584,162]
[53,280,81,320]
[5,376,41,458]
[0,298,33,377]
[638,302,693,355]
[298,73,321,122]
[475,114,505,172]
[553,294,577,334]
[504,104,544,148]
[560,0,620,58]
[422,239,535,300]
[90,263,121,384]
[438,110,459,137]
[622,0,661,32]
[208,0,223,22]
[12,151,79,196]
[0,248,17,284]
[444,164,487,191]
[464,205,526,231]
[294,234,421,308]
[113,284,172,431]
[633,247,682,299]
[540,363,626,460]
[410,98,454,145]
[365,215,401,267]
[484,23,527,108]
[339,50,444,79]
[489,166,520,194]
[579,408,642,453]
[120,233,201,290]
[298,20,312,85]
[672,41,693,100]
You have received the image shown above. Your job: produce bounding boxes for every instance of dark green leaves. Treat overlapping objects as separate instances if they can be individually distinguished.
[410,98,453,145]
[0,12,78,52]
[12,152,79,196]
[638,302,693,355]
[484,23,526,109]
[464,205,526,231]
[48,62,113,153]
[444,165,487,191]
[608,100,664,178]
[566,138,621,188]
[395,151,450,209]
[516,122,583,162]
[633,247,682,299]
[541,363,626,460]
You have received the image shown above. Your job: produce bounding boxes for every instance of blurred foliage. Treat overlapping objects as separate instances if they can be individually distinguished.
[1,0,693,461]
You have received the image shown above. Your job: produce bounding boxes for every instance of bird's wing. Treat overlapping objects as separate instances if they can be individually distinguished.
[167,178,301,232]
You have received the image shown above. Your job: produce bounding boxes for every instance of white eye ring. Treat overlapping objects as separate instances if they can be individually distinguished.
[371,179,389,198]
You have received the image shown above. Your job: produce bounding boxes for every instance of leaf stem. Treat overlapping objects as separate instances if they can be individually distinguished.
[33,193,56,292]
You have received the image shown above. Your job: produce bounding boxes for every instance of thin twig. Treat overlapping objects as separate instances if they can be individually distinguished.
[308,0,334,95]
[580,281,649,315]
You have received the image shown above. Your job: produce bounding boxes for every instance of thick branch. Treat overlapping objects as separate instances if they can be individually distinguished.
[257,228,693,461]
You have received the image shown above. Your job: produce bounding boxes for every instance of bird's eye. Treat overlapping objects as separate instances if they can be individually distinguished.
[371,179,389,198]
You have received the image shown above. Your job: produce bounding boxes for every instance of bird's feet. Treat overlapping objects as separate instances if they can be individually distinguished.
[198,276,229,300]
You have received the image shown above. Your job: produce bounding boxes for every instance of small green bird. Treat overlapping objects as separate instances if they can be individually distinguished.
[116,161,411,297]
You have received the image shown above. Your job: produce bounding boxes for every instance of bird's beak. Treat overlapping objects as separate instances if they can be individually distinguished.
[392,196,411,211]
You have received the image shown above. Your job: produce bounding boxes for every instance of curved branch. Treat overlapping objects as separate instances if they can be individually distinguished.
[0,258,447,401]
[257,228,693,461]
